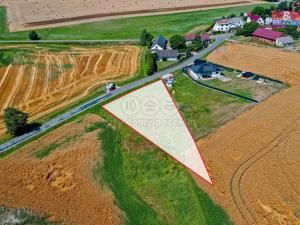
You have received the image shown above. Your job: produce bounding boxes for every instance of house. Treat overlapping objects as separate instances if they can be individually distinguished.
[265,17,273,26]
[246,13,264,26]
[184,34,198,45]
[212,19,231,32]
[276,36,294,47]
[272,11,300,26]
[155,50,179,61]
[252,28,284,44]
[200,33,211,46]
[268,23,287,30]
[151,35,168,51]
[212,17,244,32]
[186,61,223,80]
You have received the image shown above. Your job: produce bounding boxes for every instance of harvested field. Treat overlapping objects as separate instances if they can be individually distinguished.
[0,45,141,136]
[3,0,263,31]
[207,43,300,86]
[0,114,121,225]
[196,43,300,225]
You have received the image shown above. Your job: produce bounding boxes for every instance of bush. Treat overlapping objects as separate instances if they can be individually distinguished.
[236,22,259,37]
[4,107,29,136]
[169,35,186,50]
[276,26,299,39]
[191,39,202,51]
[29,31,40,41]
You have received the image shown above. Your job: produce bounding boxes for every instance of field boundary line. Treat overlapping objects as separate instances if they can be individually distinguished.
[184,74,258,103]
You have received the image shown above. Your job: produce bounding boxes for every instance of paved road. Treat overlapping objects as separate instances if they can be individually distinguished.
[0,33,232,153]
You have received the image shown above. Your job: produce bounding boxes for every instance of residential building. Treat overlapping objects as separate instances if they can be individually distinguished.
[252,28,284,44]
[276,36,294,47]
[184,34,198,45]
[246,13,264,26]
[200,33,211,47]
[212,17,244,32]
[186,60,223,80]
[265,17,273,26]
[151,35,168,51]
[155,50,179,61]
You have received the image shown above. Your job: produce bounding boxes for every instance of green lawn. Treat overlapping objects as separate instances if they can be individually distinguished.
[157,60,178,70]
[171,74,249,138]
[200,70,285,101]
[0,4,271,40]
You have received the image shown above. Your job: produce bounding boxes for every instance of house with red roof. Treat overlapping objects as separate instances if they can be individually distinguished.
[252,28,284,44]
[246,13,264,26]
[184,34,198,45]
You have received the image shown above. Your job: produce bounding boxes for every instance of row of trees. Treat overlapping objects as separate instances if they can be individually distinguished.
[144,50,157,76]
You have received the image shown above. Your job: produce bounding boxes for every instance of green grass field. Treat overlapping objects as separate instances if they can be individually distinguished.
[199,70,285,101]
[0,4,271,40]
[171,74,248,138]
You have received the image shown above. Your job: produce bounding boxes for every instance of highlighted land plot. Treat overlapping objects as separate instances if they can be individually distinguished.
[102,80,212,184]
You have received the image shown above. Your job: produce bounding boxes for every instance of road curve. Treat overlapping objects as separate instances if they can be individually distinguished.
[0,33,232,153]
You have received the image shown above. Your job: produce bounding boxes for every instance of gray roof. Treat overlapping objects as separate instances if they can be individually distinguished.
[151,35,168,49]
[155,50,179,59]
[189,62,223,76]
[277,36,294,44]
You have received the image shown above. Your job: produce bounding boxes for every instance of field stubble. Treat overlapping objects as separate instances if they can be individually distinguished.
[197,43,300,225]
[0,45,141,136]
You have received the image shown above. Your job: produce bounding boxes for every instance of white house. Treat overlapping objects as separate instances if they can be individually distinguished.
[276,36,294,47]
[212,19,230,32]
[151,35,168,51]
[212,17,244,32]
[265,17,273,26]
[246,13,264,26]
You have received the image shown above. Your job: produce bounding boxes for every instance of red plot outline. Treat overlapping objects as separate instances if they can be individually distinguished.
[102,79,213,186]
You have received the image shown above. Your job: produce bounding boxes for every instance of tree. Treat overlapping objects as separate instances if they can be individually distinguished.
[145,51,157,75]
[264,8,272,18]
[29,31,40,41]
[191,38,202,50]
[277,26,299,39]
[277,1,289,11]
[185,46,192,58]
[140,29,153,46]
[169,35,186,50]
[4,107,29,136]
[236,22,259,37]
[252,6,267,18]
[229,13,236,18]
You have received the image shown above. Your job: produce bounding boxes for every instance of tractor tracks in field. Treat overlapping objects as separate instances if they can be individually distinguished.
[229,117,300,225]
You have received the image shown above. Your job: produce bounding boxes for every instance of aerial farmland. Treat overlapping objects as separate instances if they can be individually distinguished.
[0,45,141,136]
[0,1,300,225]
